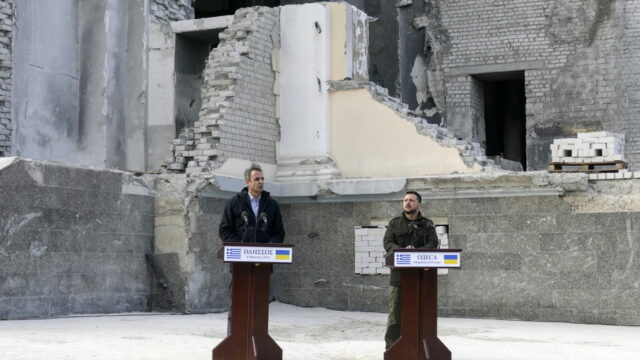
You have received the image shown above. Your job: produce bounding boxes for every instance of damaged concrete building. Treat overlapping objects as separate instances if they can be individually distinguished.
[1,0,640,328]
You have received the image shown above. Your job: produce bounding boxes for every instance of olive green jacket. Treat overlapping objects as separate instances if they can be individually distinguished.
[383,212,439,286]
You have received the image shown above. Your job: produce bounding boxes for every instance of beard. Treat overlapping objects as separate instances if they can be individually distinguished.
[404,209,417,215]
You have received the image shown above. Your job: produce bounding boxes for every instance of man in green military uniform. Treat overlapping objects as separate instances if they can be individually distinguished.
[383,191,439,349]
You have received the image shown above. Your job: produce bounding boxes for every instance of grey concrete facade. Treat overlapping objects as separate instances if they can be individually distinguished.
[12,0,149,171]
[148,171,640,326]
[9,0,194,172]
[274,195,640,326]
[12,0,80,164]
[3,158,640,326]
[0,158,155,320]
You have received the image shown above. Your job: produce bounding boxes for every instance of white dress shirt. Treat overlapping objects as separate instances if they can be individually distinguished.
[248,192,261,219]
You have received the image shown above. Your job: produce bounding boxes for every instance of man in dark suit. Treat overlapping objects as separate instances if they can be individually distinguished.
[219,163,285,244]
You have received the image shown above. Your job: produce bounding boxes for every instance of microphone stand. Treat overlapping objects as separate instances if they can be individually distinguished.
[240,212,251,243]
[253,221,258,243]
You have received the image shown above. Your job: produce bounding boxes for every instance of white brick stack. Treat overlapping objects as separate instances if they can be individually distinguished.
[354,227,388,275]
[550,132,626,163]
[436,225,449,275]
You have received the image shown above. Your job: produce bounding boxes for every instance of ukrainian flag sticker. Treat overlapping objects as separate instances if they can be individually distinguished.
[275,249,291,260]
[444,254,459,265]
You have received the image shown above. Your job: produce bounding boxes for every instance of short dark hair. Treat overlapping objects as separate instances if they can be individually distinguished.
[244,163,263,182]
[404,191,422,203]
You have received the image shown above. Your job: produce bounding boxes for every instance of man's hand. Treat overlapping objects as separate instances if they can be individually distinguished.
[405,245,415,249]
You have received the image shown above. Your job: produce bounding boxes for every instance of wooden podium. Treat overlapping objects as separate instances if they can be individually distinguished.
[212,243,293,360]
[384,249,462,360]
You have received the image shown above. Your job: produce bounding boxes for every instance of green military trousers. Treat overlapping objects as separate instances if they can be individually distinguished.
[384,285,401,349]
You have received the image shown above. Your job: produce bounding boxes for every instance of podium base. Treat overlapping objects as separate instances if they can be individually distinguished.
[383,268,451,360]
[212,333,281,360]
[212,262,282,360]
[385,336,450,360]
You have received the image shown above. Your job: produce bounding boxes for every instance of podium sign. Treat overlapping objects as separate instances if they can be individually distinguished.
[223,245,293,264]
[393,251,461,268]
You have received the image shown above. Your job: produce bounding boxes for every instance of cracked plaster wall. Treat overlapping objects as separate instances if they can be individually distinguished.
[329,88,479,177]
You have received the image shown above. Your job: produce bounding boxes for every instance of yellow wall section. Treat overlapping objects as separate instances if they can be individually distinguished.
[328,3,348,81]
[330,89,480,178]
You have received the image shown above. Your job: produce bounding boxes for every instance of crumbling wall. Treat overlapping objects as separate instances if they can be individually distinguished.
[329,81,499,173]
[149,0,194,23]
[166,7,280,173]
[437,0,633,170]
[151,173,230,313]
[328,81,493,177]
[0,0,12,157]
[0,158,155,320]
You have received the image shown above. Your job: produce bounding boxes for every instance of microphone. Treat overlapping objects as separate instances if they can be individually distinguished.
[240,211,249,225]
[259,212,268,231]
[409,221,419,247]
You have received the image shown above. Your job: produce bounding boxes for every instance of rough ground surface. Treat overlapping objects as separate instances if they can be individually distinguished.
[0,302,638,360]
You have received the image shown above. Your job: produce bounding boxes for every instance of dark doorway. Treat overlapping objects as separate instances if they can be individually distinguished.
[479,71,527,170]
[194,0,281,18]
[174,30,222,135]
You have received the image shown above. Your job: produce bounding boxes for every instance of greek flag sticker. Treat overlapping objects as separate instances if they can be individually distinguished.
[226,248,241,260]
[396,254,411,265]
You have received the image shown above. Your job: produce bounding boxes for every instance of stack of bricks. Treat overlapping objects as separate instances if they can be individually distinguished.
[166,128,195,171]
[0,0,12,157]
[165,7,280,174]
[354,226,389,275]
[149,0,194,24]
[550,132,625,163]
[435,225,449,275]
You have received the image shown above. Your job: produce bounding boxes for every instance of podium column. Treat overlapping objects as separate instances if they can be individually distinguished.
[384,249,461,360]
[213,243,293,360]
[212,263,281,360]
